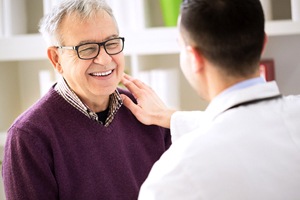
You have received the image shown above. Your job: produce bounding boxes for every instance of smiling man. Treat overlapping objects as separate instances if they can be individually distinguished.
[2,0,171,199]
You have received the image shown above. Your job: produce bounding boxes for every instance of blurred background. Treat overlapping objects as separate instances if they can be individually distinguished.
[0,0,300,198]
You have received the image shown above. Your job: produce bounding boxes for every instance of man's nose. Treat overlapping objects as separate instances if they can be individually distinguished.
[93,46,112,65]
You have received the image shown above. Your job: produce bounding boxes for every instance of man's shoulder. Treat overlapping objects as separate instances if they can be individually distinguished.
[118,87,132,96]
[117,87,136,103]
[9,88,63,131]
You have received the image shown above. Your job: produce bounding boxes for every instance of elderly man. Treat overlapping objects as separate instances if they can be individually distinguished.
[2,0,171,199]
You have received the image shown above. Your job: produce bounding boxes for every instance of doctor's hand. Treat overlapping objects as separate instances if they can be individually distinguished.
[121,74,176,129]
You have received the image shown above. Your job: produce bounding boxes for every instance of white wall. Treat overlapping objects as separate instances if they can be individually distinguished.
[263,35,300,95]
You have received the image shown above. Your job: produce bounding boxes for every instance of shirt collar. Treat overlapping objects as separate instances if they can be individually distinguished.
[217,77,266,99]
[54,77,123,127]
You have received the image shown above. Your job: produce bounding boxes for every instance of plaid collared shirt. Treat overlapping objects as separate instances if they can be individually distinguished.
[54,77,123,127]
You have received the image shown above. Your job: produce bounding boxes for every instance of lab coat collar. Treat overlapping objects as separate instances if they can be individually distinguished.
[205,81,281,121]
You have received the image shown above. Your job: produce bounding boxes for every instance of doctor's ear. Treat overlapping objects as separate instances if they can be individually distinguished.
[186,46,205,73]
[47,47,63,74]
[261,33,268,55]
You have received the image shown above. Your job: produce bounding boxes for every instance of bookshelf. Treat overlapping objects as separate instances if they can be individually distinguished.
[0,0,300,149]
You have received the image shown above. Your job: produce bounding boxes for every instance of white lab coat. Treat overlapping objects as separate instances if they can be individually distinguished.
[139,81,300,200]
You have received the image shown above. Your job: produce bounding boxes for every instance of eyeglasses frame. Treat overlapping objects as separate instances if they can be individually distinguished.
[56,37,125,60]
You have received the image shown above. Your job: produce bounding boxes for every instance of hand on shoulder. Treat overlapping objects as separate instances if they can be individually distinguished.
[121,73,176,128]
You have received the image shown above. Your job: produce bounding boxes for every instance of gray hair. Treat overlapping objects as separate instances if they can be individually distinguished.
[39,0,116,46]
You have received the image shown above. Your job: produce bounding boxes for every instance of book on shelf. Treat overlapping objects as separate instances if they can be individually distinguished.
[260,0,273,21]
[106,0,147,32]
[291,0,300,21]
[259,59,275,82]
[43,0,61,15]
[2,0,27,36]
[0,0,3,36]
[39,70,60,97]
[137,68,180,109]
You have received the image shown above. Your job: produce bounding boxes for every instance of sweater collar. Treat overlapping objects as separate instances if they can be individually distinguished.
[54,77,122,127]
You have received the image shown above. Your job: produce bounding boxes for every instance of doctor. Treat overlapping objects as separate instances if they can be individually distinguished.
[121,0,300,199]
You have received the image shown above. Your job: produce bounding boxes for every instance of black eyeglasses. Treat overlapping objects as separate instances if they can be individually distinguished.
[56,37,125,60]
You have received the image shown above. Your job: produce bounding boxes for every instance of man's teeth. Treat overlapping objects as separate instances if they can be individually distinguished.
[91,70,113,76]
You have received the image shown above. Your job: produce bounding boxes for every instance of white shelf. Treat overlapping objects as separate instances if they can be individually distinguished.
[1,19,299,62]
[0,34,47,61]
[0,132,7,147]
[265,20,300,36]
[0,28,178,61]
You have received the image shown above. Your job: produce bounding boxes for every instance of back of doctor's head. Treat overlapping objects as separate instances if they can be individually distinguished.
[180,0,265,77]
[39,0,116,46]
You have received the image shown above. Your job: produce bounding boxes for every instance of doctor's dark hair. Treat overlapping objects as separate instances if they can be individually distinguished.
[180,0,265,77]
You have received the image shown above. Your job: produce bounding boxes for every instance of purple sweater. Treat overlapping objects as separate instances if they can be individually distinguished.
[2,87,171,200]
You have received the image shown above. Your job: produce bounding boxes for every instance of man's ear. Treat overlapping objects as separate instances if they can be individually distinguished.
[47,47,63,74]
[186,46,205,73]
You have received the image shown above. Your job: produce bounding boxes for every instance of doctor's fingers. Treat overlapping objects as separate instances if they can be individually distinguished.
[122,74,156,98]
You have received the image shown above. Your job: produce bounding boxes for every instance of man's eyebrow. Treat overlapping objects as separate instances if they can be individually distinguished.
[77,34,119,45]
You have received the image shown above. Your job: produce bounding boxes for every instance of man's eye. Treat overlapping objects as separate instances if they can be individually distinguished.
[106,42,119,49]
[79,45,98,55]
